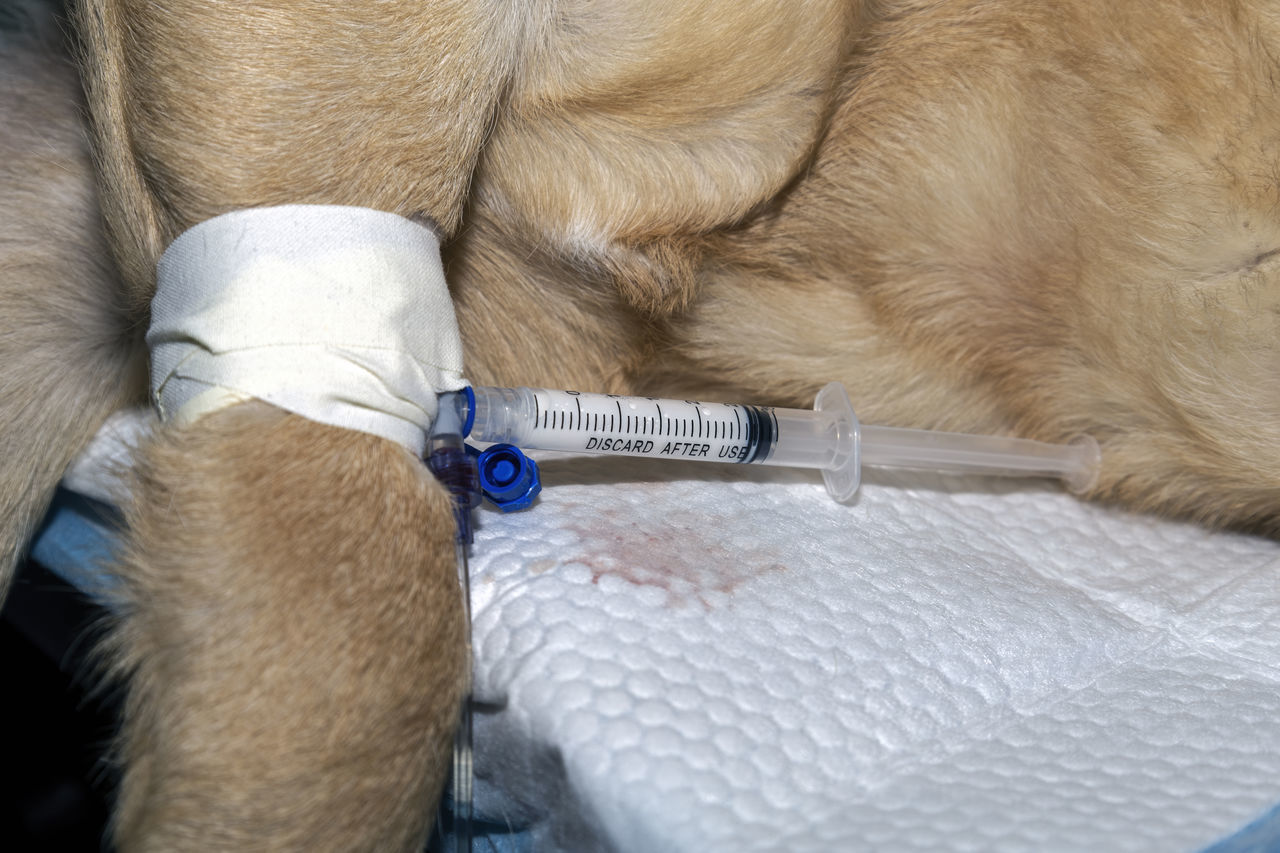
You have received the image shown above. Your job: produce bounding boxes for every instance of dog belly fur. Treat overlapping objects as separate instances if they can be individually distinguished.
[650,0,1280,530]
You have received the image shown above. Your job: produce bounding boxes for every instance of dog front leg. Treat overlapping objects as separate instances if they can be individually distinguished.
[111,404,465,850]
[74,0,527,848]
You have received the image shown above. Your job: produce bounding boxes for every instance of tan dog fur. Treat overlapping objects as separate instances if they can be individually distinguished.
[1,0,1278,847]
[0,9,139,604]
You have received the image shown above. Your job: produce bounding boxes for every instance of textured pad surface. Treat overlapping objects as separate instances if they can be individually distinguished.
[464,456,1280,852]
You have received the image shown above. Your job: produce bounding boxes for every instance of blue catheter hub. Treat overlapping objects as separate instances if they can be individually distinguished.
[476,444,541,512]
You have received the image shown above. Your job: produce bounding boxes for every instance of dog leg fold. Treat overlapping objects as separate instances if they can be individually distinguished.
[109,403,465,851]
[0,24,142,599]
[75,0,527,301]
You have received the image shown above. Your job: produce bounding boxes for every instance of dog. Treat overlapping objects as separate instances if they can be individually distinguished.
[1,0,1278,847]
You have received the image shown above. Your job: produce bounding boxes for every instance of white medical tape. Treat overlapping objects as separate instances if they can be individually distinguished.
[147,204,467,455]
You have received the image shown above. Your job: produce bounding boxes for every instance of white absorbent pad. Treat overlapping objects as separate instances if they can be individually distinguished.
[148,205,466,452]
[53,413,1280,852]
[463,459,1280,852]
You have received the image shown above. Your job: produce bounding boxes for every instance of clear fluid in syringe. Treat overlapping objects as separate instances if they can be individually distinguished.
[470,387,813,464]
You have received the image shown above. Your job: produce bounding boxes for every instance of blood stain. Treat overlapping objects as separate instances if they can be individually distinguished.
[560,504,786,609]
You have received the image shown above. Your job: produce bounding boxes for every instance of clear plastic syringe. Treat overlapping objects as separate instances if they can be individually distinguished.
[454,382,1100,502]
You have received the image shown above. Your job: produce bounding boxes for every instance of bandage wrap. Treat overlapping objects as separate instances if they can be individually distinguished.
[148,205,467,454]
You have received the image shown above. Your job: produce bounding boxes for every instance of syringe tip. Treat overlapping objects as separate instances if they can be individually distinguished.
[1062,434,1102,495]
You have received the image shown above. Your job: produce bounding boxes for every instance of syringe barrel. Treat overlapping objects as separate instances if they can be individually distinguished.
[469,385,537,446]
[468,385,785,462]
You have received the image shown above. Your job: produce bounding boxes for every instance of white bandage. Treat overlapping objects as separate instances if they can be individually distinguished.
[147,205,467,455]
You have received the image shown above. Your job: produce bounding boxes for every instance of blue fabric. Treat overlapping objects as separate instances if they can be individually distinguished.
[1199,802,1280,853]
[28,488,122,600]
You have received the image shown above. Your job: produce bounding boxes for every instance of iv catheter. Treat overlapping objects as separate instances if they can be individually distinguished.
[448,382,1101,502]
